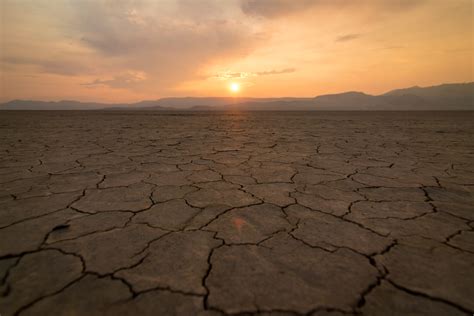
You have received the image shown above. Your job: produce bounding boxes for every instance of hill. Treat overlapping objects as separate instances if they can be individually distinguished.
[1,82,472,111]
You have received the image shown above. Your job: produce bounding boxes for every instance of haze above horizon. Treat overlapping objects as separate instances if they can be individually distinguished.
[1,0,472,103]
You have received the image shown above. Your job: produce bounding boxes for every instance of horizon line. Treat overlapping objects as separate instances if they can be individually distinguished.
[2,81,473,105]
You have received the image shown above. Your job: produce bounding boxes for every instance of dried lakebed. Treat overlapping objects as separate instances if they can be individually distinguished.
[0,111,473,315]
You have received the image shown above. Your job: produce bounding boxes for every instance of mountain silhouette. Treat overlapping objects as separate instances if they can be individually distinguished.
[2,82,472,111]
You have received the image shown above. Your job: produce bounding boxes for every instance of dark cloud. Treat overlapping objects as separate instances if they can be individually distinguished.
[1,56,89,76]
[240,0,425,18]
[335,34,361,42]
[240,0,317,18]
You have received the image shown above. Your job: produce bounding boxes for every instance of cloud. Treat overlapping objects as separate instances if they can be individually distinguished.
[240,0,317,18]
[211,72,254,80]
[81,71,147,88]
[1,56,90,76]
[70,1,257,57]
[335,34,361,42]
[4,0,460,103]
[240,0,426,18]
[257,68,295,75]
[65,0,264,93]
[211,68,295,80]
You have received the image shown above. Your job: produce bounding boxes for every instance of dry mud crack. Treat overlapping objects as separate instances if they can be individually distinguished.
[0,111,473,315]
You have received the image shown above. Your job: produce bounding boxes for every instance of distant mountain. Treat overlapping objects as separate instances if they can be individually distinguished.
[0,97,309,110]
[134,97,308,110]
[0,100,124,110]
[0,100,173,111]
[1,82,472,110]
[378,82,474,110]
[210,83,473,110]
[384,82,474,98]
[311,92,380,110]
[221,83,473,111]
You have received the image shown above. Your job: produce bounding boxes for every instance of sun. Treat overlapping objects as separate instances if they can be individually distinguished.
[229,82,240,93]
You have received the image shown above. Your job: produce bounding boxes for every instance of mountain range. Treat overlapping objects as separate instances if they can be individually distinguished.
[1,82,473,111]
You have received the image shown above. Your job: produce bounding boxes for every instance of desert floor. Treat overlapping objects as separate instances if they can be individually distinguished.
[0,111,473,315]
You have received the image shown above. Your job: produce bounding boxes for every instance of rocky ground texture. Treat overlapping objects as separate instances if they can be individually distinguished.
[0,111,473,315]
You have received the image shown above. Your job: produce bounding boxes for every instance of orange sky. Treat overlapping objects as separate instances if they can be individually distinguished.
[1,0,472,103]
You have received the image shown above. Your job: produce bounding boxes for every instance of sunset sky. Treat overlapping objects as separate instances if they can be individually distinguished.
[1,0,472,103]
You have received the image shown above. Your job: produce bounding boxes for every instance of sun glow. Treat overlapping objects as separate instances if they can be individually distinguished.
[229,82,240,93]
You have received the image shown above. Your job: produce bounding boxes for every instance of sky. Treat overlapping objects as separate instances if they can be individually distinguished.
[0,0,472,103]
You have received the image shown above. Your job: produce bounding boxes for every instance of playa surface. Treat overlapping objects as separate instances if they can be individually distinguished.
[1,111,473,315]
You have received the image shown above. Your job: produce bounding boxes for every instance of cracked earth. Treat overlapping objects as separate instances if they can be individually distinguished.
[0,111,473,315]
